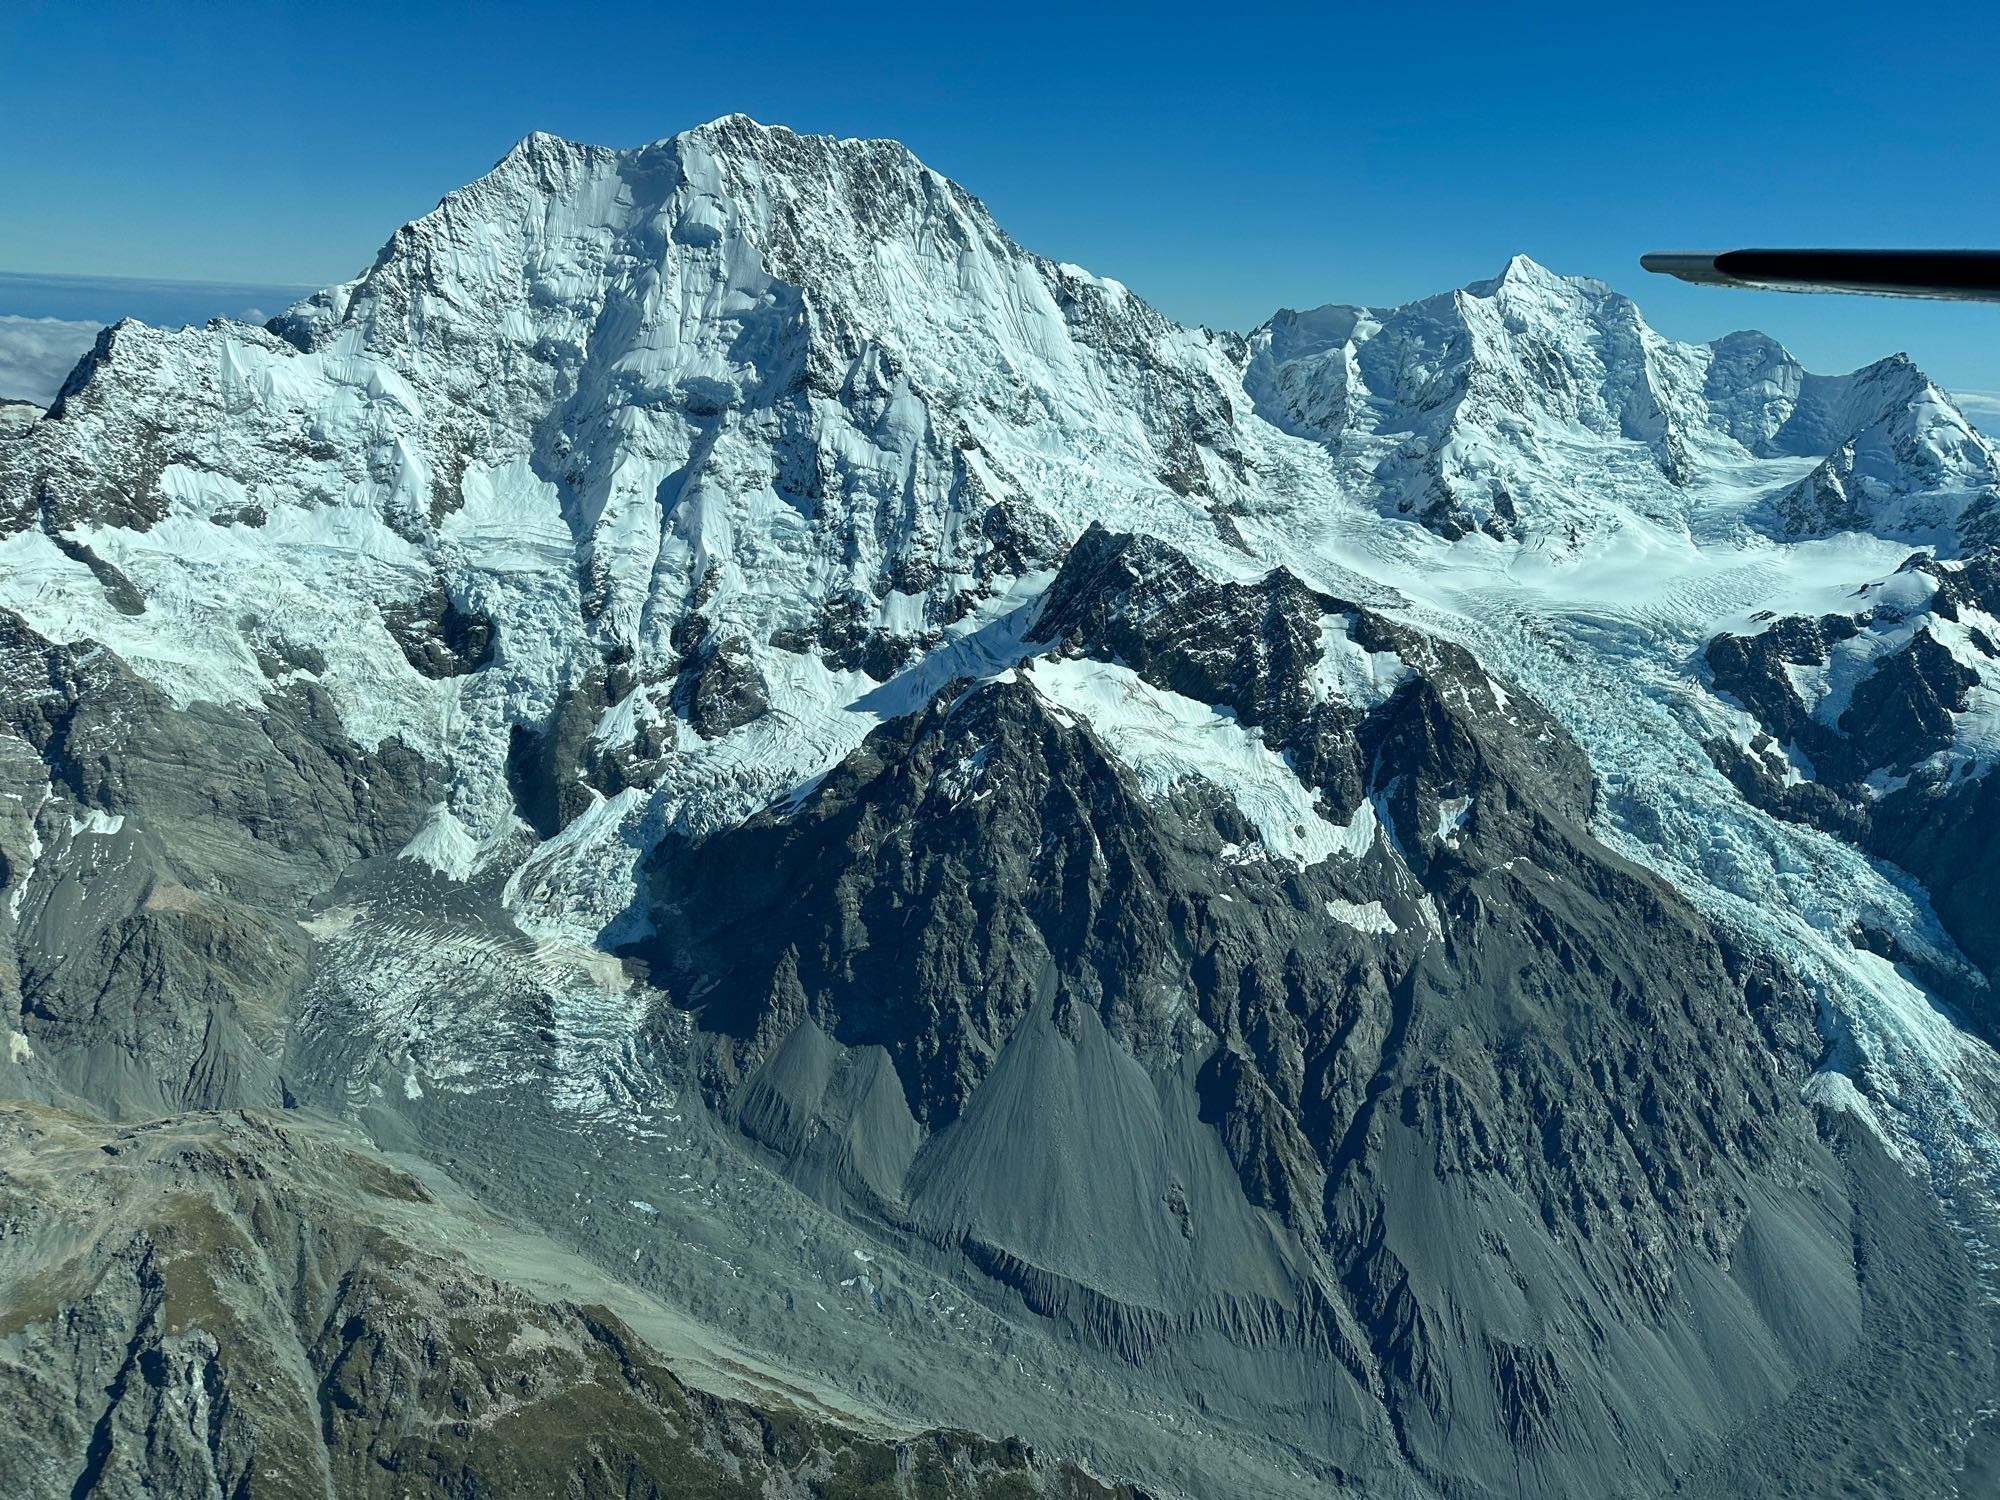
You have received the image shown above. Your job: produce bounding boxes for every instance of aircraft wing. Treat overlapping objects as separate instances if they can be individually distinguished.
[1641,249,2000,301]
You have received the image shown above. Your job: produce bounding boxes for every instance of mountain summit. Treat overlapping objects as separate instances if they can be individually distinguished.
[1248,253,2000,540]
[2,120,1998,1500]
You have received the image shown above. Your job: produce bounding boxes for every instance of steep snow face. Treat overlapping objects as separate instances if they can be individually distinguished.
[269,116,1255,627]
[0,118,1258,895]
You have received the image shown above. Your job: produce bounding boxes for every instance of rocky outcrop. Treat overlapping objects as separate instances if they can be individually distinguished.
[380,583,496,679]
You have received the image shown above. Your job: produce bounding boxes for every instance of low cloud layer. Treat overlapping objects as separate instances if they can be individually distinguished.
[0,315,103,406]
[1955,390,2000,435]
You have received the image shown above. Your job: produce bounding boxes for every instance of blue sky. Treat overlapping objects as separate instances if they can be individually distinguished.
[5,0,1999,401]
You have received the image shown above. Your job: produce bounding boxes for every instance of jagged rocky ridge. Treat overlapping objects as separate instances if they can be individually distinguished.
[647,524,1882,1495]
[2,115,1999,1499]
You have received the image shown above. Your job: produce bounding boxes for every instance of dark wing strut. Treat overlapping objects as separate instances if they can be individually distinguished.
[1641,249,2000,302]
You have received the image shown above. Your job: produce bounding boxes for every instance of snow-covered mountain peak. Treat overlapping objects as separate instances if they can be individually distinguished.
[1244,253,1995,545]
[1465,251,1616,309]
[1245,255,1713,536]
[244,112,1252,611]
[1491,249,1562,283]
[280,116,997,358]
[1771,359,2000,545]
[0,117,1272,911]
[9,119,2000,1500]
[1254,302,1376,367]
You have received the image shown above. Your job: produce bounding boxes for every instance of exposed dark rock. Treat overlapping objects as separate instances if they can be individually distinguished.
[673,634,771,738]
[46,533,145,616]
[254,639,327,679]
[506,678,609,838]
[1838,628,1978,771]
[1705,613,1860,760]
[380,583,496,678]
[770,590,922,681]
[1703,557,2000,1013]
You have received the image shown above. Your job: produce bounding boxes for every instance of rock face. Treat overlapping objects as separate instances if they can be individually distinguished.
[647,527,1890,1497]
[2,116,1999,1499]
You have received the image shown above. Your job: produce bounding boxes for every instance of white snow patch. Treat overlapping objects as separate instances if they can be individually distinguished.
[6,782,50,920]
[1780,659,1831,714]
[1024,656,1375,867]
[1312,614,1411,710]
[6,1030,29,1065]
[1434,795,1472,845]
[1415,894,1443,938]
[398,803,481,882]
[1326,898,1397,935]
[931,745,992,807]
[67,810,125,839]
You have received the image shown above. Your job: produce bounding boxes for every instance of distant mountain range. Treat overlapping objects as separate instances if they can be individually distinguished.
[2,118,1997,1499]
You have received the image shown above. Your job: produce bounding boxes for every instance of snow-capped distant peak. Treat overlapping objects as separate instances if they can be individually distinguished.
[1244,251,1990,545]
[1467,252,1611,301]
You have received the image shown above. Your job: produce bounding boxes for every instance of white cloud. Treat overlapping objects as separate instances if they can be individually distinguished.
[1954,390,2000,434]
[0,315,104,406]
